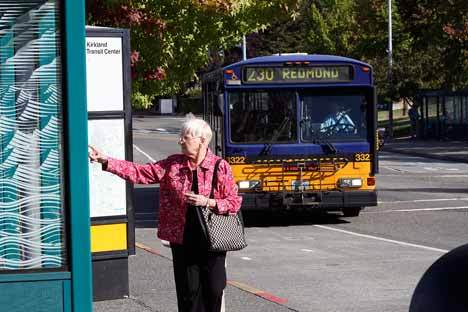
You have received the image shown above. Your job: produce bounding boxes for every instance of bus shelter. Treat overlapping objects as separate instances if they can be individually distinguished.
[417,90,468,140]
[0,1,92,311]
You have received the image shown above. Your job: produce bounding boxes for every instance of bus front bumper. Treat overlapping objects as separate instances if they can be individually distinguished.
[240,190,377,211]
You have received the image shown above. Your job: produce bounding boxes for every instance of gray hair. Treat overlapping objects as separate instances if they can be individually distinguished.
[181,113,213,143]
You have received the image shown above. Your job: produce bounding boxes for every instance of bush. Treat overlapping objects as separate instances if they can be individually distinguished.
[178,97,202,114]
[132,91,154,110]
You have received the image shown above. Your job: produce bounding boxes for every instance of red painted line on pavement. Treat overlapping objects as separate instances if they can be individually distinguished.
[137,242,289,306]
[227,280,288,305]
[135,242,161,256]
[256,292,288,305]
[136,242,173,261]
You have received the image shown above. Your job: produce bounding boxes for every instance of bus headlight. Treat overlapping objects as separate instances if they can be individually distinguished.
[238,180,261,190]
[338,178,362,188]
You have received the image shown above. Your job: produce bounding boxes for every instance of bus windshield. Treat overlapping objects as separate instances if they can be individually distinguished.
[228,91,297,143]
[300,92,368,142]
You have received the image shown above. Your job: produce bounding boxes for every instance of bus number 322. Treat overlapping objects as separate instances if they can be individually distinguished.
[227,156,246,164]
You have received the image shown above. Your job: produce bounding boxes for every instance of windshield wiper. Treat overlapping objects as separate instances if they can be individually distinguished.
[319,140,337,155]
[300,118,337,155]
[312,134,337,155]
[259,116,290,156]
[259,143,272,156]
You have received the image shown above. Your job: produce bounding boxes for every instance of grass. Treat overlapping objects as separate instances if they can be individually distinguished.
[377,109,411,137]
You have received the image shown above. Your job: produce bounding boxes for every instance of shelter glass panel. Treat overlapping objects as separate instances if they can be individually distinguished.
[425,96,439,136]
[0,1,66,270]
[445,96,461,125]
[464,97,468,125]
[427,97,438,118]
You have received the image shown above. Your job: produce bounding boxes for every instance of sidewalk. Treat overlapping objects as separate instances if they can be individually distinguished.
[384,137,468,163]
[94,228,292,312]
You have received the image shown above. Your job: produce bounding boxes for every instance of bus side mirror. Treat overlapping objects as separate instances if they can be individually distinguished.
[217,94,224,115]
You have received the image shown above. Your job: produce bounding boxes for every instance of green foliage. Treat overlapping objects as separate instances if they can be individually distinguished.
[87,0,467,109]
[247,17,309,56]
[131,91,154,110]
[246,0,467,102]
[352,0,403,100]
[184,86,202,98]
[398,0,468,90]
[306,0,357,55]
[87,0,301,106]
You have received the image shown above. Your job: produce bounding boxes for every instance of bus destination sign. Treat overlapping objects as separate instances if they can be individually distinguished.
[243,65,353,84]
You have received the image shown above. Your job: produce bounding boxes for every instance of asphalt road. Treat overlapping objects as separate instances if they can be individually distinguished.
[129,115,468,312]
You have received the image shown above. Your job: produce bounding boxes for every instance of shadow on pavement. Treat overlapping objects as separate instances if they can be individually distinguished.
[384,138,468,163]
[242,210,350,227]
[377,153,446,163]
[133,186,159,229]
[133,185,351,229]
[380,187,468,194]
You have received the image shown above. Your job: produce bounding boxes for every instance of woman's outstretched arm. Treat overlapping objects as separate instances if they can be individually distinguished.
[88,145,166,184]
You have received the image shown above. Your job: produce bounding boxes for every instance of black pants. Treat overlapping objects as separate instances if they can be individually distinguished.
[171,205,226,312]
[171,245,226,312]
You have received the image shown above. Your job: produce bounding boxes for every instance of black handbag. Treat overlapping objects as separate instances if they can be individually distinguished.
[196,159,247,252]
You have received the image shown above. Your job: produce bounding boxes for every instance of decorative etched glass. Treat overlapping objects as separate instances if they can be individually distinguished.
[0,1,66,269]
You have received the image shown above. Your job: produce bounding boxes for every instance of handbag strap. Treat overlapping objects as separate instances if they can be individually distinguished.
[209,159,222,199]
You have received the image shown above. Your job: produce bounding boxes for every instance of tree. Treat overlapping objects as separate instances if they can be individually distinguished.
[87,0,301,108]
[242,0,309,58]
[87,0,467,109]
[306,0,358,56]
[242,0,467,106]
[398,0,468,91]
[245,0,398,100]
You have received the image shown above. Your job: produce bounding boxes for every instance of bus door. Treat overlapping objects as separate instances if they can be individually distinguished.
[204,80,224,155]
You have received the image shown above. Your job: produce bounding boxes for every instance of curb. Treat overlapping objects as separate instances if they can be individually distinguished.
[384,147,468,164]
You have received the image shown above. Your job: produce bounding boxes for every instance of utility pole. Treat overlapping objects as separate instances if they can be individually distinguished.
[387,0,393,138]
[242,35,247,60]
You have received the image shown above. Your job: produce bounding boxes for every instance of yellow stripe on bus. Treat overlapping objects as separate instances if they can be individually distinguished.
[231,161,376,191]
[91,223,127,253]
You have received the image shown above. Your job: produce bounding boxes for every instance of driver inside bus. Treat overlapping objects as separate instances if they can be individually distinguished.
[266,95,294,141]
[234,110,260,142]
[320,102,356,135]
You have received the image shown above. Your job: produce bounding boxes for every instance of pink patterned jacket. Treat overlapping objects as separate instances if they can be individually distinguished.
[104,149,242,244]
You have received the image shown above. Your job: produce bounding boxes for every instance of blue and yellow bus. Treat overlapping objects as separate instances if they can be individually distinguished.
[202,54,377,217]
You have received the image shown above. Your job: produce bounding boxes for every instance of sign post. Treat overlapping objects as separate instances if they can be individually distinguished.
[86,26,134,301]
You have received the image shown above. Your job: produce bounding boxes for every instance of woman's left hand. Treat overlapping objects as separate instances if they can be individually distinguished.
[184,192,209,207]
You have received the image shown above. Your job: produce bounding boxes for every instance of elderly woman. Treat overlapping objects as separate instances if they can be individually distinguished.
[88,114,242,312]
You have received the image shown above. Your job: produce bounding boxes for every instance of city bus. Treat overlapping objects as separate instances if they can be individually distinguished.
[202,54,378,217]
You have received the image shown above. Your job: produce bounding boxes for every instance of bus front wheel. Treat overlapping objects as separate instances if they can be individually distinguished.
[342,207,361,217]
